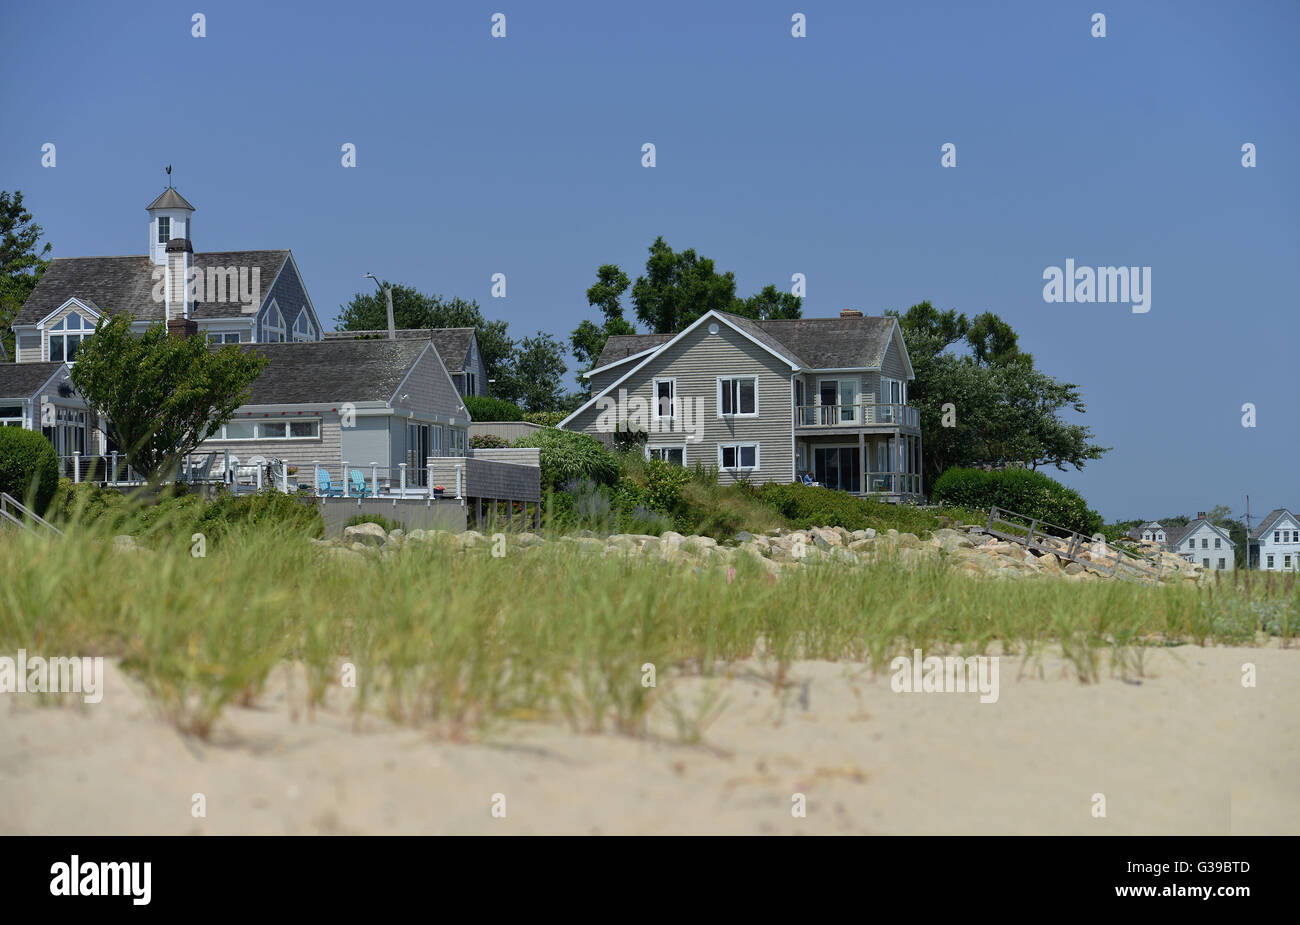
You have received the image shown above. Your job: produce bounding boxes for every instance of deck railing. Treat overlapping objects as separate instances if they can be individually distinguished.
[796,403,919,428]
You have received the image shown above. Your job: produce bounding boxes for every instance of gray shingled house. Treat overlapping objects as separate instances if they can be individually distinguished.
[324,328,488,397]
[0,362,93,461]
[560,308,923,501]
[10,185,325,366]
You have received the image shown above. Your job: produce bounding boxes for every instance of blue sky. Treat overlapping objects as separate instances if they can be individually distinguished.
[3,0,1297,520]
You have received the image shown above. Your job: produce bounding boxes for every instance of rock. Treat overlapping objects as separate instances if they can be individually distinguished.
[514,532,546,548]
[733,531,754,543]
[456,530,488,549]
[848,538,875,551]
[810,526,842,548]
[406,528,428,542]
[898,532,921,548]
[112,534,141,552]
[343,522,387,546]
[387,529,405,546]
[660,531,684,552]
[1063,561,1085,575]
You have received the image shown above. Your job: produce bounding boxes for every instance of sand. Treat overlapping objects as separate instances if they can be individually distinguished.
[2,645,1296,835]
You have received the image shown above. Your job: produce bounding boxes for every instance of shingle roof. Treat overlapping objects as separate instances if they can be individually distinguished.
[229,340,429,405]
[146,188,195,211]
[324,327,476,371]
[0,362,66,400]
[589,312,898,374]
[1166,519,1234,549]
[15,251,290,324]
[1250,509,1295,540]
[593,333,675,369]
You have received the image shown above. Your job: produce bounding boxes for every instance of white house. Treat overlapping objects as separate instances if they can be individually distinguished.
[1248,508,1300,572]
[1165,514,1235,571]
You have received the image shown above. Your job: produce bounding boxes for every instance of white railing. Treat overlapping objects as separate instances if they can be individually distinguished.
[796,404,919,428]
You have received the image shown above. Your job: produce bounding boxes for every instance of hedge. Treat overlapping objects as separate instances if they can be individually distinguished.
[0,427,60,515]
[464,395,524,422]
[511,428,618,491]
[930,467,1102,535]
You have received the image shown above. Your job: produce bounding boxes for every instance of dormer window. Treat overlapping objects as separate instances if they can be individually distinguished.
[157,216,171,243]
[293,311,313,342]
[49,313,93,362]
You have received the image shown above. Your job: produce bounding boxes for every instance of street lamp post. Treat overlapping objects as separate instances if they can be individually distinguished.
[364,273,396,341]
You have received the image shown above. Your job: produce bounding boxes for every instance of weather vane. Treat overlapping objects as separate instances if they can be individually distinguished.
[165,164,173,188]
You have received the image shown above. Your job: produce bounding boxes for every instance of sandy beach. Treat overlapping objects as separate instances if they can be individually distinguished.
[2,644,1295,836]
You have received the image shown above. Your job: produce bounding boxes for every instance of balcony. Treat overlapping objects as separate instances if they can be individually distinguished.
[795,403,919,432]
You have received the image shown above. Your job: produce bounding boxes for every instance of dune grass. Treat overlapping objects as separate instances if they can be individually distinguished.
[1,510,1295,741]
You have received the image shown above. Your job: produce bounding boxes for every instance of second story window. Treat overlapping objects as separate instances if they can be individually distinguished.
[49,313,92,362]
[654,379,676,420]
[718,376,757,416]
[157,216,170,243]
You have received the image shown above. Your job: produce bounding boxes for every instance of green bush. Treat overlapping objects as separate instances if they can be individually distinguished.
[464,395,524,422]
[0,427,59,515]
[523,410,565,427]
[196,489,325,542]
[930,467,1102,535]
[512,428,618,492]
[469,433,509,449]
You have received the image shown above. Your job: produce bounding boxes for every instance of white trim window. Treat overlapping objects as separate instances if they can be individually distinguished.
[293,311,314,342]
[206,332,242,344]
[263,302,286,342]
[0,404,24,428]
[48,313,94,362]
[718,376,758,417]
[653,378,677,422]
[647,445,685,465]
[156,215,170,244]
[719,443,758,471]
[448,428,467,454]
[217,418,320,440]
[430,424,443,457]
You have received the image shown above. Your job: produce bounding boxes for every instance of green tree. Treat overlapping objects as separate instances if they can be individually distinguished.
[337,284,513,384]
[70,316,267,481]
[890,301,1108,489]
[495,332,569,412]
[631,237,739,333]
[571,264,636,384]
[0,190,53,360]
[731,283,802,321]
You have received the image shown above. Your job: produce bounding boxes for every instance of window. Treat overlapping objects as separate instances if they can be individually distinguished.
[157,216,170,244]
[48,313,93,362]
[1275,531,1281,543]
[0,405,24,427]
[1287,556,1294,569]
[1218,558,1226,569]
[431,425,443,457]
[1293,531,1299,543]
[448,428,466,454]
[1187,539,1195,549]
[1202,558,1210,568]
[654,378,676,421]
[1267,555,1275,568]
[647,446,685,465]
[407,423,430,487]
[206,332,241,344]
[263,303,285,342]
[293,312,314,342]
[719,443,758,470]
[217,419,319,440]
[819,378,860,424]
[1143,532,1152,541]
[718,376,757,416]
[1201,538,1208,548]
[467,372,477,395]
[1214,538,1221,548]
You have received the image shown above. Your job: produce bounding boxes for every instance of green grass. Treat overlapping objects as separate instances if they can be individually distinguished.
[1,514,1294,742]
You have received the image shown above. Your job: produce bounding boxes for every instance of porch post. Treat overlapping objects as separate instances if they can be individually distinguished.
[399,463,407,496]
[858,432,865,494]
[342,461,349,498]
[111,451,119,484]
[371,462,378,497]
[455,465,463,501]
[427,457,435,500]
[73,451,81,484]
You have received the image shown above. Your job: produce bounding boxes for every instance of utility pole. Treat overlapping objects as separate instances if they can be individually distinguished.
[364,273,396,340]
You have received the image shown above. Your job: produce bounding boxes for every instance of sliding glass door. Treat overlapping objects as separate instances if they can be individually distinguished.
[812,446,860,493]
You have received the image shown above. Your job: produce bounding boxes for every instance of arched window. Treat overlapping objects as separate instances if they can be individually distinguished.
[263,302,285,342]
[49,313,93,362]
[293,311,314,342]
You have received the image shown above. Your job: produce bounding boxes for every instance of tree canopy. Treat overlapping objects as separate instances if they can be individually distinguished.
[70,316,267,480]
[889,301,1108,489]
[0,190,52,360]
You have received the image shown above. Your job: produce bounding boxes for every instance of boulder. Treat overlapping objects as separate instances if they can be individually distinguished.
[343,522,387,546]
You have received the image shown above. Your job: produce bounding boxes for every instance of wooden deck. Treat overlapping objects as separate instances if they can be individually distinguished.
[972,506,1163,584]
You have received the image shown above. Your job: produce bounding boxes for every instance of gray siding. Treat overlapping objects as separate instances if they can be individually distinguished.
[430,457,541,502]
[257,257,319,341]
[391,347,468,425]
[468,421,543,442]
[197,411,343,477]
[341,416,390,468]
[16,333,40,363]
[568,322,796,486]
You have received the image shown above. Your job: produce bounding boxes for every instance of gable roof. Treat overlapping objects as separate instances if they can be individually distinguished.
[323,327,478,371]
[584,311,900,378]
[1165,519,1234,548]
[0,362,68,400]
[15,251,291,325]
[229,340,431,405]
[1250,508,1297,540]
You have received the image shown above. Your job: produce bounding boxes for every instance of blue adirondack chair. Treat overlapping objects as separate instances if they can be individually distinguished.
[316,467,344,497]
[349,468,372,498]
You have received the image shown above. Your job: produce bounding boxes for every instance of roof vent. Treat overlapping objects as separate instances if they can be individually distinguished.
[840,308,863,318]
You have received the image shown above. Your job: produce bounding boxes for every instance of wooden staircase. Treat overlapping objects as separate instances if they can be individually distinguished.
[972,506,1162,585]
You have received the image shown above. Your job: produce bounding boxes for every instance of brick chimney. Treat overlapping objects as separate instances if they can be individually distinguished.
[167,317,199,339]
[1196,511,1206,520]
[165,237,194,322]
[840,308,864,318]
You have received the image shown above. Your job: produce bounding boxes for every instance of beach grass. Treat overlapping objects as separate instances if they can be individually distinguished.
[2,510,1295,740]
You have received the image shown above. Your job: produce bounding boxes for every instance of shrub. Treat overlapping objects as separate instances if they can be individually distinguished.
[523,410,565,427]
[464,394,524,422]
[0,427,59,515]
[930,467,1102,535]
[196,489,325,541]
[469,433,509,449]
[512,428,618,491]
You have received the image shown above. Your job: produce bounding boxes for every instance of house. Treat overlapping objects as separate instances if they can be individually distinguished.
[0,362,94,461]
[194,339,471,488]
[1164,513,1235,571]
[559,308,923,500]
[1124,521,1167,544]
[324,328,488,397]
[1248,508,1300,572]
[11,185,325,365]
